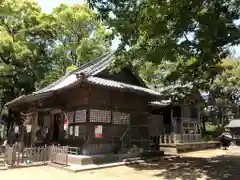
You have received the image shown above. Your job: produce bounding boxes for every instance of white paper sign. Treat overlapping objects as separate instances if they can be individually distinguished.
[44,127,48,134]
[14,126,19,134]
[26,125,32,133]
[95,125,103,138]
[69,126,73,135]
[75,126,79,136]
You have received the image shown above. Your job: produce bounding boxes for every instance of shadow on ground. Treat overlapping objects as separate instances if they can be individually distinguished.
[127,155,240,180]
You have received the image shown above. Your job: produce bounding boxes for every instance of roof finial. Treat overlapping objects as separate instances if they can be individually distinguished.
[76,72,85,81]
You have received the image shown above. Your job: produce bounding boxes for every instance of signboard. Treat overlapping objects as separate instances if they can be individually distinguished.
[95,125,103,138]
[75,126,79,136]
[69,126,73,135]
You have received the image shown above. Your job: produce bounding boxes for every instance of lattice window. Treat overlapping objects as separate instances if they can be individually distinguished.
[75,110,86,123]
[67,112,74,123]
[90,109,111,123]
[112,111,130,125]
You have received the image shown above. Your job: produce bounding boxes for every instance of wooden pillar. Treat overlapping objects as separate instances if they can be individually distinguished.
[72,111,76,140]
[31,112,38,147]
[170,106,174,133]
[197,107,202,136]
[86,84,92,147]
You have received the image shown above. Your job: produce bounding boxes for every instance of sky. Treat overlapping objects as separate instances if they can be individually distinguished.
[36,0,240,57]
[35,0,121,50]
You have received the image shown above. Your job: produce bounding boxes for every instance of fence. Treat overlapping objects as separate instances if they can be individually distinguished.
[5,145,49,166]
[68,146,81,155]
[159,134,202,145]
[50,146,68,166]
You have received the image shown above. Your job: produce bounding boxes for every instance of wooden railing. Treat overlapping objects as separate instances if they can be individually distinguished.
[3,145,69,167]
[49,146,68,166]
[68,146,82,155]
[5,145,49,167]
[159,134,201,144]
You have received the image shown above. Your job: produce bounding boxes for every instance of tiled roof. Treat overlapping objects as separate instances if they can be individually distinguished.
[34,53,112,94]
[87,76,161,96]
[6,52,160,106]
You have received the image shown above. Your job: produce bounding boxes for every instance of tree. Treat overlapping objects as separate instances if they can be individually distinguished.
[87,0,240,88]
[0,0,56,108]
[209,58,240,126]
[37,4,111,88]
[0,1,112,103]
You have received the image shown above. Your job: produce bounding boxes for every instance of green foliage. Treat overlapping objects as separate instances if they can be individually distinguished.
[0,0,55,107]
[39,4,111,87]
[87,0,240,88]
[210,58,240,107]
[0,0,111,110]
[204,123,224,141]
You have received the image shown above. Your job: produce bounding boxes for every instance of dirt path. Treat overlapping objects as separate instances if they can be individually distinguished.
[179,149,228,158]
[0,166,164,180]
[1,149,240,180]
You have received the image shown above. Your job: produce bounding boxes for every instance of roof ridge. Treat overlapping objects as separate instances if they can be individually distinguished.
[34,52,111,94]
[75,51,115,77]
[72,52,110,75]
[86,52,115,76]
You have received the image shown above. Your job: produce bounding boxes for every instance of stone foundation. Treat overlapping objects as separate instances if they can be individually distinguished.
[160,141,220,154]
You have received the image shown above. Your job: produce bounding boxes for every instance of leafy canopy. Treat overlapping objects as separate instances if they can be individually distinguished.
[0,0,55,106]
[0,0,111,112]
[37,3,111,88]
[87,0,240,88]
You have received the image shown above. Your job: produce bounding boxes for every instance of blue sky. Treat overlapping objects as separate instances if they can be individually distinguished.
[36,0,240,57]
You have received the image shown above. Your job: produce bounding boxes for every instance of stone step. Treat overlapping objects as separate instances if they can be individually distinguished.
[0,166,8,170]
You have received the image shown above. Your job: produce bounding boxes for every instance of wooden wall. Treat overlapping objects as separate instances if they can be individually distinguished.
[57,84,151,154]
[17,82,152,154]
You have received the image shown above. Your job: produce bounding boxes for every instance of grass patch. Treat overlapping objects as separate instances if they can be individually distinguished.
[204,123,224,141]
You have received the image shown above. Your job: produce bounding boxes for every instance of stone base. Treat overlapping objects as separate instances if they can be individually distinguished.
[160,141,220,154]
[68,150,164,166]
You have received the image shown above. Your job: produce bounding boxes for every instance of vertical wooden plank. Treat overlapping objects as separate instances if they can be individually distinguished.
[27,148,30,162]
[32,148,34,162]
[52,146,55,163]
[37,147,40,162]
[49,146,51,162]
[42,147,45,162]
[60,147,62,164]
[30,148,33,162]
[35,147,37,162]
[43,146,46,163]
[66,146,68,166]
[17,145,20,166]
[54,146,56,163]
